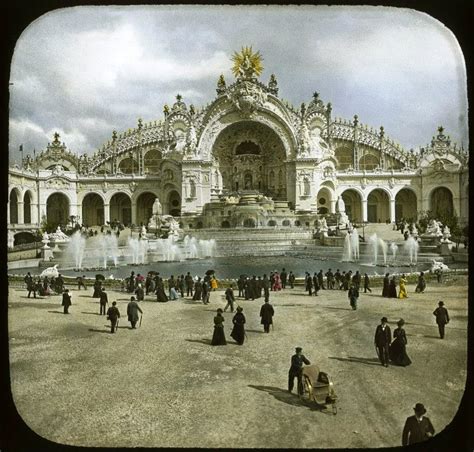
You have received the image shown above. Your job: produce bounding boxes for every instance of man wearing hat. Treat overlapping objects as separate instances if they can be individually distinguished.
[402,403,435,445]
[260,298,274,333]
[223,284,235,313]
[433,301,450,339]
[106,301,121,334]
[374,317,391,367]
[288,347,311,396]
[99,288,109,315]
[127,296,143,329]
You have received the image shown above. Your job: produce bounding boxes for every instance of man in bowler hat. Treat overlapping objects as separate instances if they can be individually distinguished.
[374,317,391,367]
[288,347,310,396]
[402,403,435,445]
[433,301,450,339]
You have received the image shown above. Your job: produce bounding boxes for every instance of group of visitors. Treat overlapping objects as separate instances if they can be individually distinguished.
[24,272,64,298]
[381,272,426,299]
[211,298,275,346]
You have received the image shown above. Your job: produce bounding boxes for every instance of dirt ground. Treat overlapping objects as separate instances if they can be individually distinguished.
[7,277,468,448]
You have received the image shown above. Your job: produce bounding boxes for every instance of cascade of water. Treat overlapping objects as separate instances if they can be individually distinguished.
[66,231,86,269]
[390,242,398,261]
[341,232,353,261]
[403,235,419,264]
[350,228,359,260]
[368,233,378,265]
[379,237,388,265]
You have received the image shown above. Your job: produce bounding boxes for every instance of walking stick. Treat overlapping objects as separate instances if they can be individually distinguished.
[139,314,143,327]
[116,318,119,333]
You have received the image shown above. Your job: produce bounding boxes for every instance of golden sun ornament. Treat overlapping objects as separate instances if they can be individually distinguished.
[231,46,264,78]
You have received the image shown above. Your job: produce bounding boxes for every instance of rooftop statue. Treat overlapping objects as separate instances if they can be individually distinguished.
[231,46,263,79]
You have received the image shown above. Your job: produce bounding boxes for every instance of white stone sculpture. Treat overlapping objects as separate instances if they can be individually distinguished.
[40,264,59,278]
[8,230,15,249]
[152,198,162,216]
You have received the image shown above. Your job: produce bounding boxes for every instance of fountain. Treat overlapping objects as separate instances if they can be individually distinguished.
[350,228,360,260]
[341,227,360,262]
[66,231,87,269]
[367,233,388,266]
[127,236,149,265]
[403,235,419,265]
[390,242,398,262]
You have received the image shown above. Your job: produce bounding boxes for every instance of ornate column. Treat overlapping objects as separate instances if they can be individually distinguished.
[362,198,368,222]
[390,198,396,223]
[31,202,39,225]
[104,204,110,224]
[17,201,24,224]
[330,198,336,214]
[353,115,360,170]
[131,202,137,225]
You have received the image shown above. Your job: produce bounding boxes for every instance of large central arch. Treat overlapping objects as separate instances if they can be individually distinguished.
[212,120,289,199]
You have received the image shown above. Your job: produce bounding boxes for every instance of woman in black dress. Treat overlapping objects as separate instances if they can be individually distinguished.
[388,276,398,298]
[389,319,412,366]
[415,272,426,293]
[92,278,102,298]
[193,277,202,301]
[155,277,168,302]
[382,273,390,297]
[211,308,227,346]
[230,306,246,345]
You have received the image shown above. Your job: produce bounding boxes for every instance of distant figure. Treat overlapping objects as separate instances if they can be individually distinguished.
[202,279,211,304]
[230,306,246,345]
[260,299,274,333]
[288,347,310,396]
[92,277,102,298]
[61,289,72,314]
[382,273,390,297]
[211,308,226,346]
[99,288,109,315]
[106,301,121,334]
[433,301,450,339]
[398,274,408,298]
[25,272,36,298]
[127,296,143,329]
[288,271,295,289]
[135,283,145,301]
[224,285,235,313]
[77,275,87,290]
[272,272,282,291]
[415,272,426,293]
[192,277,202,301]
[374,317,391,367]
[280,268,287,289]
[155,278,169,303]
[402,403,435,445]
[305,272,313,296]
[389,319,412,366]
[211,275,218,291]
[185,272,194,297]
[348,283,359,310]
[262,274,270,301]
[312,272,320,296]
[363,273,372,293]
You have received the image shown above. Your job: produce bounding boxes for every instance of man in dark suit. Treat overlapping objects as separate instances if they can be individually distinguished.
[288,347,310,396]
[402,403,435,445]
[433,301,450,339]
[374,317,391,367]
[61,289,72,314]
[312,272,320,296]
[262,274,270,302]
[99,288,109,315]
[259,299,274,333]
[305,272,312,296]
[106,301,121,334]
[185,272,194,297]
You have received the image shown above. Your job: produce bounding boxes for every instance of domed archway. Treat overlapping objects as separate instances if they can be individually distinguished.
[46,192,70,228]
[136,192,157,225]
[9,189,19,224]
[341,189,362,223]
[109,193,132,226]
[395,188,417,222]
[23,191,32,224]
[430,187,453,217]
[82,193,105,226]
[212,121,289,199]
[367,189,390,223]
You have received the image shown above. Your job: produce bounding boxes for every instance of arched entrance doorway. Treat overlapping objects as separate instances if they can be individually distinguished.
[136,192,157,225]
[212,121,288,200]
[317,187,333,214]
[23,191,32,224]
[367,189,390,223]
[109,193,132,226]
[341,189,362,223]
[82,193,105,226]
[46,193,70,228]
[395,188,417,222]
[9,189,19,224]
[430,187,453,217]
[168,191,181,217]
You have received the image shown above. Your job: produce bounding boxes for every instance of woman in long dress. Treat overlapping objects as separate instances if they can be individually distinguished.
[211,308,227,346]
[193,277,202,301]
[388,277,398,298]
[230,306,246,345]
[169,285,180,300]
[398,274,408,298]
[211,276,218,291]
[415,272,426,293]
[382,273,390,297]
[389,319,412,366]
[272,272,282,291]
[155,278,168,302]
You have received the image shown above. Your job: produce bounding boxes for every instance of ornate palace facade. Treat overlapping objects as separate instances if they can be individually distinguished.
[8,48,469,242]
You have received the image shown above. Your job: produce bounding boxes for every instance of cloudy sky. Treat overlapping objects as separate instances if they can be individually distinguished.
[9,5,468,164]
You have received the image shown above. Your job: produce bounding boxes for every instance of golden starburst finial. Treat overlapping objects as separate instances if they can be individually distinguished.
[231,46,264,78]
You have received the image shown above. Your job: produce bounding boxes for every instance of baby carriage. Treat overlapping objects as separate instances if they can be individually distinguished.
[302,364,338,414]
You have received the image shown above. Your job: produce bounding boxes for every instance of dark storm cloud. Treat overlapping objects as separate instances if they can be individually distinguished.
[9,5,468,164]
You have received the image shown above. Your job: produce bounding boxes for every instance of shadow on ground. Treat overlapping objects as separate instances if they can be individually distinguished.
[248,385,330,413]
[329,356,381,366]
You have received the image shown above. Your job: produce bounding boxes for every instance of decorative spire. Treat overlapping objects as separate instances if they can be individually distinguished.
[137,118,143,130]
[268,74,278,95]
[53,132,60,143]
[217,74,226,95]
[112,130,117,142]
[353,115,359,126]
[313,91,320,102]
[189,104,195,115]
[163,104,170,117]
